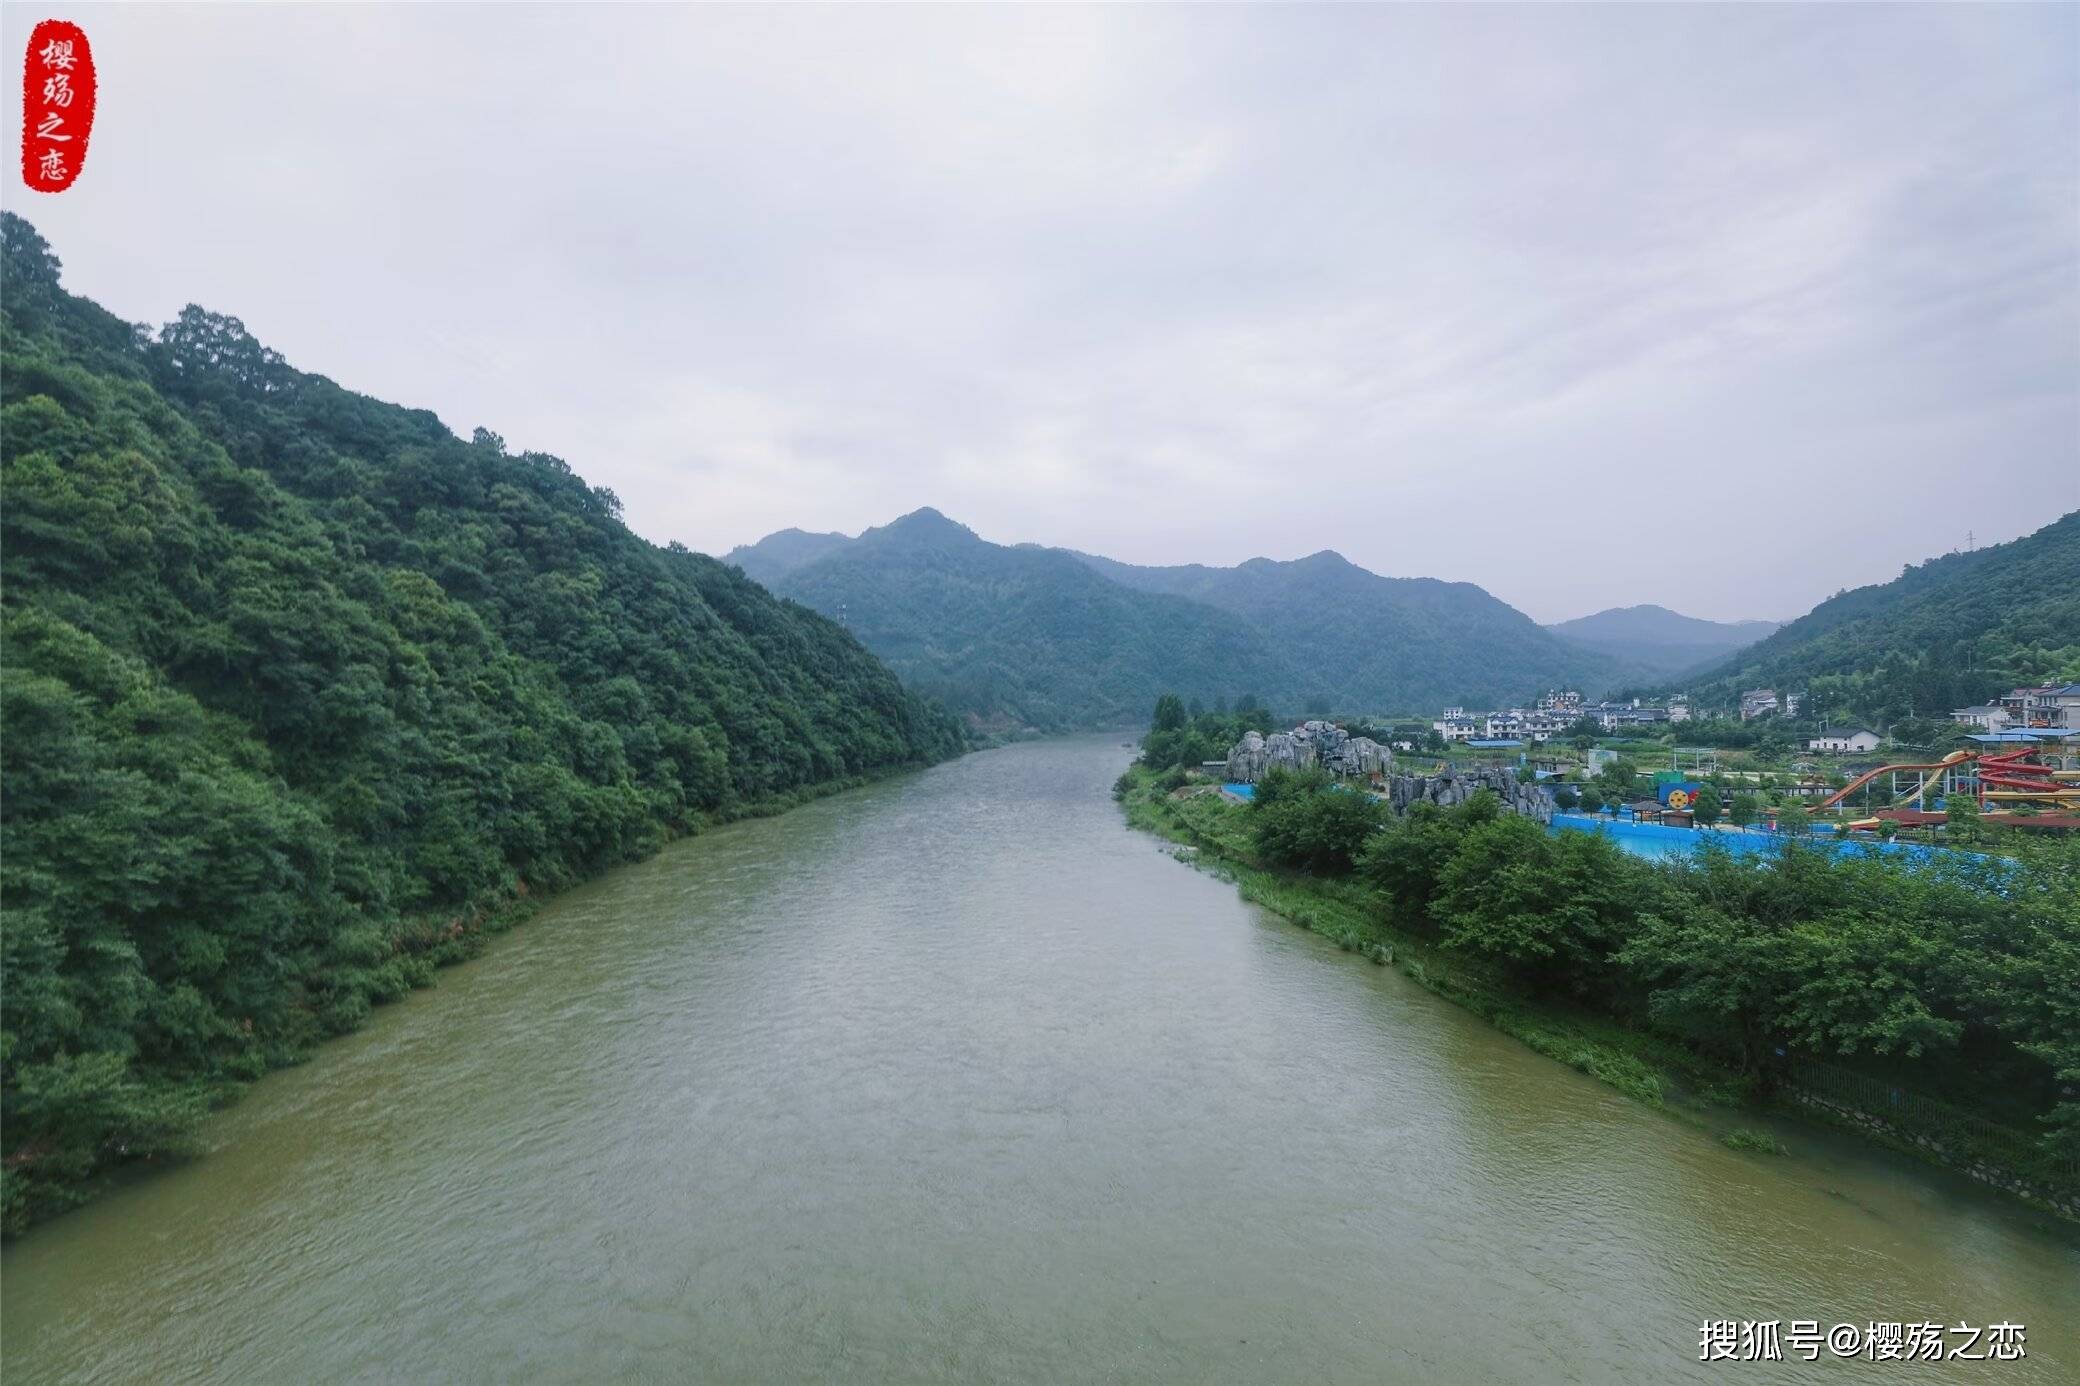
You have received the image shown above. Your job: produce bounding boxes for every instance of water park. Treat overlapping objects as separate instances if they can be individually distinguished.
[1212,719,2080,869]
[1817,739,2080,833]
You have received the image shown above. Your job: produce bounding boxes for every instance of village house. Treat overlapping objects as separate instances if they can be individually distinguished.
[2032,684,2080,729]
[1596,700,1670,731]
[1808,728,1882,754]
[1994,684,2080,729]
[1951,704,2012,731]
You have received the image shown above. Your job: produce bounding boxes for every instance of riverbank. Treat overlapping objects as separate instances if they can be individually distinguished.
[1116,768,2079,1223]
[1,752,955,1238]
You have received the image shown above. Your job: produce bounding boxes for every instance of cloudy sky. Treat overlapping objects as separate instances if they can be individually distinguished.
[7,4,2075,622]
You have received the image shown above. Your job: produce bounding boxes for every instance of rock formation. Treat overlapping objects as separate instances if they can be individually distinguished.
[1224,722,1552,822]
[1380,766,1554,824]
[1225,721,1390,782]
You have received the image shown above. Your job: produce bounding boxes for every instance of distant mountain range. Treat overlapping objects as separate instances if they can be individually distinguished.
[1060,546,1615,715]
[727,509,1624,730]
[1542,604,1781,681]
[732,510,1289,733]
[1685,511,2080,723]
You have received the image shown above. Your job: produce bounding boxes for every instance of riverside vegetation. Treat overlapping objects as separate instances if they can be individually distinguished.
[0,216,965,1232]
[1125,699,2080,1211]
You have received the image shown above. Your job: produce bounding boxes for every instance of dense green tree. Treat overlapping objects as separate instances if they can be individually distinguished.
[1250,781,1386,875]
[1434,816,1650,991]
[1943,793,1983,844]
[1139,695,1274,773]
[1355,793,1500,923]
[0,214,964,1230]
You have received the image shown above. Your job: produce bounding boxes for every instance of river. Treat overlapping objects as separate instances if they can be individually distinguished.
[4,736,2075,1382]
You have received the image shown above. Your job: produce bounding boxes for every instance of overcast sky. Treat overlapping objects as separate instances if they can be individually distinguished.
[7,4,2075,622]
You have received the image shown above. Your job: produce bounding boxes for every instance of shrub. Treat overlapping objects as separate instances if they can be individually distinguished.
[1721,1127,1785,1155]
[1251,765,1333,812]
[1251,783,1386,874]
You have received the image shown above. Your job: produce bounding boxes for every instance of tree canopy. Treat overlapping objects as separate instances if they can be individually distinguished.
[0,213,963,1230]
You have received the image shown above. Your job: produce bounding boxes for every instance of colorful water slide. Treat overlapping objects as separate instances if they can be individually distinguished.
[1979,754,2080,808]
[1817,750,1976,811]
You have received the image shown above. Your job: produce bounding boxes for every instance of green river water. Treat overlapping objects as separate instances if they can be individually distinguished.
[3,736,2075,1382]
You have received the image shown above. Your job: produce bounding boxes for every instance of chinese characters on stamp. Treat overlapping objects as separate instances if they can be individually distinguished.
[20,20,95,192]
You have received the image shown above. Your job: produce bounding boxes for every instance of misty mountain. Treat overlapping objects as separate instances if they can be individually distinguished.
[1544,604,1781,680]
[1062,548,1622,714]
[726,527,854,587]
[733,510,1293,732]
[729,513,1626,729]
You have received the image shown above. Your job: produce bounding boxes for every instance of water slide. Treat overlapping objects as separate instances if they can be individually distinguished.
[1978,759,2080,808]
[1823,745,2078,819]
[1817,749,1977,811]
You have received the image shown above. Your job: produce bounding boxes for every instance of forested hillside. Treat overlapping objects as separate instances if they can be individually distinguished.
[744,509,1293,732]
[1544,604,1779,680]
[0,215,962,1230]
[1068,547,1621,710]
[730,518,1625,729]
[1689,513,2080,722]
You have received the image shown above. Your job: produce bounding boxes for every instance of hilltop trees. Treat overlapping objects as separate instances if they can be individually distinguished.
[1688,512,2080,724]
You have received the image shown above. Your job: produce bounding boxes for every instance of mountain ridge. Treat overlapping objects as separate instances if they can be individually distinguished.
[729,512,1627,725]
[1543,603,1782,681]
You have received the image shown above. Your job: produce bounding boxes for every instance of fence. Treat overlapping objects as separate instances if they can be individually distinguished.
[1786,1057,2076,1189]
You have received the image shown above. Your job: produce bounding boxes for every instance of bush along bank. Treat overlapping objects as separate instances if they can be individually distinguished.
[1120,713,2080,1222]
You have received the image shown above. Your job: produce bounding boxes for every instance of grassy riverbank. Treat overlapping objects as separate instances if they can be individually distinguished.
[1119,774,1730,1109]
[1116,767,2079,1220]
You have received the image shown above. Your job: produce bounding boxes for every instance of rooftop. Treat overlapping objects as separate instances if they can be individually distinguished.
[1965,730,2080,743]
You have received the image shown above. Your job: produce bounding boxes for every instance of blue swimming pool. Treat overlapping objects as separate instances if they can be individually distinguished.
[1549,813,1944,864]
